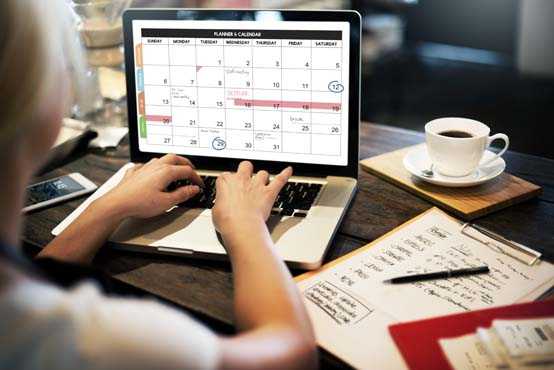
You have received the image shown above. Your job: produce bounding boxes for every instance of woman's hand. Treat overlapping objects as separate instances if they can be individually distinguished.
[39,154,203,264]
[212,161,292,238]
[100,154,204,219]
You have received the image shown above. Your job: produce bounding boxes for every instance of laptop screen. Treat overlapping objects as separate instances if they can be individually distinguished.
[131,19,350,166]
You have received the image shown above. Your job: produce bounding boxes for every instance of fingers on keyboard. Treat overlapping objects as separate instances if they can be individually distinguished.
[173,176,322,216]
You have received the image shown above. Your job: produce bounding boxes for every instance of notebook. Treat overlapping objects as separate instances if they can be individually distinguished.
[294,208,554,369]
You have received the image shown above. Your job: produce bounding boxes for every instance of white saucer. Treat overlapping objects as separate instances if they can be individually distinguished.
[403,146,506,187]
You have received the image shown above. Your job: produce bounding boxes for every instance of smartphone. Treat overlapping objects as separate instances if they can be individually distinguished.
[23,173,97,213]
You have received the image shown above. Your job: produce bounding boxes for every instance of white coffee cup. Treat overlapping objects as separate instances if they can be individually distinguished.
[425,118,509,177]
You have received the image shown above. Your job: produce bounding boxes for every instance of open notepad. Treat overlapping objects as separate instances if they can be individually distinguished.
[295,208,554,369]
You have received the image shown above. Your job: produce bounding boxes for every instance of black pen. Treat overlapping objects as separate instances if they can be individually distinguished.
[383,266,490,284]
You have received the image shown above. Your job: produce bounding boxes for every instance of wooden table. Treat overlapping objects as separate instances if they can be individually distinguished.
[22,122,554,368]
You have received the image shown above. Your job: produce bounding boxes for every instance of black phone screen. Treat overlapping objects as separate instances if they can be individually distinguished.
[25,176,85,206]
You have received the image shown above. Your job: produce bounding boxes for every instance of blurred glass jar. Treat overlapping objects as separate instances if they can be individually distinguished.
[68,0,131,125]
[70,0,130,68]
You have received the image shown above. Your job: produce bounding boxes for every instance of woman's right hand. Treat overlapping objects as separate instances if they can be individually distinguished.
[212,161,292,238]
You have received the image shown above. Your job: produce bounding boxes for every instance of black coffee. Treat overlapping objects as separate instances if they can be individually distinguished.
[437,130,473,138]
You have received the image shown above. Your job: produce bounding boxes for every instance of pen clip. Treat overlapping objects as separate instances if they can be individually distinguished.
[460,223,541,266]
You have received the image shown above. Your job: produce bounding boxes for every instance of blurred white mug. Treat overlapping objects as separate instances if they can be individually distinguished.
[425,118,509,177]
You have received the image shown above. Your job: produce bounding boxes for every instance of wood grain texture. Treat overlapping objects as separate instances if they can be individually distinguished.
[360,144,542,220]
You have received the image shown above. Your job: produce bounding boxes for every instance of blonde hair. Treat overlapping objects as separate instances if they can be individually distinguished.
[0,0,86,146]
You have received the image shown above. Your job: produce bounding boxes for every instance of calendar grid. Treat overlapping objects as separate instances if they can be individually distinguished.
[139,28,345,158]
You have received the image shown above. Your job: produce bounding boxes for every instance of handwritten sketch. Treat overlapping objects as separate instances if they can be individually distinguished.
[304,281,373,325]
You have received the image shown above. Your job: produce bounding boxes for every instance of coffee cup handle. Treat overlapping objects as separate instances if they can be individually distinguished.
[480,133,509,167]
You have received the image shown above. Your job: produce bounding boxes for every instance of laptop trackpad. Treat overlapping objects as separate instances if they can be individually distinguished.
[267,215,304,242]
[110,207,208,243]
[110,207,306,246]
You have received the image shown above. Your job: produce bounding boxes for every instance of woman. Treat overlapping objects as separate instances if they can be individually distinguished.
[0,1,316,369]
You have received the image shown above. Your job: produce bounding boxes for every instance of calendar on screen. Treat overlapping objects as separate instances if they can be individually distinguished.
[132,20,350,165]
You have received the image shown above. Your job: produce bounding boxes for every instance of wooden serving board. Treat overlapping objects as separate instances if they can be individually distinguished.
[360,144,542,220]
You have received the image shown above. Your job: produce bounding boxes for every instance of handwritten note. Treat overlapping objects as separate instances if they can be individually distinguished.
[304,281,373,325]
[296,208,554,369]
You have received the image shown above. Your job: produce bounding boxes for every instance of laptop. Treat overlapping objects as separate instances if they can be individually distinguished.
[53,9,361,270]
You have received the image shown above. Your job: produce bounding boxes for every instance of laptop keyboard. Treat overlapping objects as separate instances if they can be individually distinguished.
[168,175,323,217]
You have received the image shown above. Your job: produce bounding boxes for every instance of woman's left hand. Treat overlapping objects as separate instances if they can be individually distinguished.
[39,154,203,264]
[100,154,204,219]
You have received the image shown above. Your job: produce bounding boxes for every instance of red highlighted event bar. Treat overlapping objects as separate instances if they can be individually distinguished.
[233,99,341,111]
[146,115,172,123]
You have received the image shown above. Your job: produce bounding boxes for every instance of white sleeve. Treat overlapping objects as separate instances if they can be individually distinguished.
[68,282,221,370]
[2,280,220,370]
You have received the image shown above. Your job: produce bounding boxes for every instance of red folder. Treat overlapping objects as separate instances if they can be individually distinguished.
[389,300,554,370]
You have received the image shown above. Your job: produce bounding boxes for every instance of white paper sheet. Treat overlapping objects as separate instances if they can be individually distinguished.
[89,126,128,148]
[493,318,554,357]
[296,208,554,369]
[439,333,495,370]
[443,320,554,370]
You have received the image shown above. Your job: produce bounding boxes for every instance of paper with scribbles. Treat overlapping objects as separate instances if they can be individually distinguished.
[296,208,554,369]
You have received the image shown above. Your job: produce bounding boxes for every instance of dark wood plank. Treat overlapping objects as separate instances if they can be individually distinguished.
[503,151,554,203]
[359,123,424,158]
[472,199,554,259]
[322,234,367,263]
[339,168,431,240]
